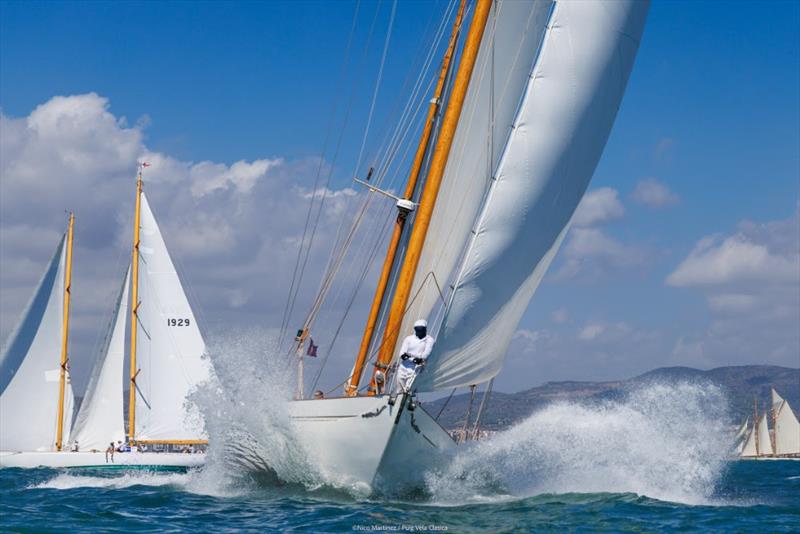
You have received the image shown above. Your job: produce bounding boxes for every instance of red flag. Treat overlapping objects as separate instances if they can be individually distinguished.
[306,338,318,357]
[141,162,151,168]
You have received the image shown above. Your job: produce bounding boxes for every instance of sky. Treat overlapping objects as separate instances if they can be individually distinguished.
[1,0,798,396]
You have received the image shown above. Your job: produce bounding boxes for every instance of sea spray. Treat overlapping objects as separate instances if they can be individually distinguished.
[426,381,733,505]
[188,328,324,495]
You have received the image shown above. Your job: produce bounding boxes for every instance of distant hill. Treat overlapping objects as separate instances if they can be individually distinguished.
[423,365,800,432]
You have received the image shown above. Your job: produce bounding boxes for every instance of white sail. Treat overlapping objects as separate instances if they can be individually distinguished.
[734,418,749,442]
[771,388,784,411]
[757,414,773,456]
[416,0,649,391]
[395,0,555,352]
[774,398,800,455]
[0,235,74,451]
[740,425,758,457]
[134,193,209,441]
[71,267,130,451]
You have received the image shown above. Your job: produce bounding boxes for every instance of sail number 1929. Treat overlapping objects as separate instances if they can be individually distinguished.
[167,318,191,327]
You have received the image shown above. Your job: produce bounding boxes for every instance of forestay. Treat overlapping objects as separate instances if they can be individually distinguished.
[396,0,555,357]
[72,268,130,451]
[134,193,210,441]
[0,236,75,451]
[415,0,649,392]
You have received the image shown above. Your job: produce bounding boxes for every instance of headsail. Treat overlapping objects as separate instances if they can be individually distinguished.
[133,193,209,441]
[0,235,74,451]
[740,424,758,457]
[757,414,774,456]
[71,267,130,451]
[415,0,649,391]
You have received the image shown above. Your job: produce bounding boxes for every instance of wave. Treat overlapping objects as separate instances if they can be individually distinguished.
[30,472,190,491]
[187,328,327,497]
[424,381,733,506]
[187,330,735,505]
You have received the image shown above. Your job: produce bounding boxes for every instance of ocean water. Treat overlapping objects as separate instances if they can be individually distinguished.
[2,334,798,532]
[1,460,798,532]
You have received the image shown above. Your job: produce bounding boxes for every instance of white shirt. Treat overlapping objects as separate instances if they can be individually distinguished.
[398,334,435,370]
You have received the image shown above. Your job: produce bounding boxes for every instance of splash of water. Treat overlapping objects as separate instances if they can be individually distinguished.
[425,381,732,505]
[186,328,325,496]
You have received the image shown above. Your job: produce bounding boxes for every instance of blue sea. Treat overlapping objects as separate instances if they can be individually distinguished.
[0,460,798,532]
[3,349,798,533]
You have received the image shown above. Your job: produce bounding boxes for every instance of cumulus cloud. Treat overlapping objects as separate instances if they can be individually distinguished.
[572,187,625,227]
[631,178,679,208]
[667,212,799,287]
[0,94,382,392]
[665,210,799,369]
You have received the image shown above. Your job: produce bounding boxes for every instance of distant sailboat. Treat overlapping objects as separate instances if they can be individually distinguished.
[1,168,211,469]
[738,388,800,460]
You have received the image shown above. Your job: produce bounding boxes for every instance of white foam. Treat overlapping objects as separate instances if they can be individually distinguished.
[30,472,190,491]
[186,328,327,497]
[425,381,733,506]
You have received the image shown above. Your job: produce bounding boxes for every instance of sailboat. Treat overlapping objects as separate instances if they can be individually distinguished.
[284,0,649,493]
[738,388,800,460]
[1,170,211,469]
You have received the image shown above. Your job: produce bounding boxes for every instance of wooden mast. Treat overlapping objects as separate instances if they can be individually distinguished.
[370,0,493,388]
[55,212,74,451]
[346,0,468,396]
[128,168,143,443]
[754,396,760,456]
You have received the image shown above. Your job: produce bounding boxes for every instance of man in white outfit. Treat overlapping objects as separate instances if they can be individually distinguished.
[394,318,435,395]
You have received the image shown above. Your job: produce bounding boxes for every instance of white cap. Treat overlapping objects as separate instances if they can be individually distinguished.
[414,319,428,328]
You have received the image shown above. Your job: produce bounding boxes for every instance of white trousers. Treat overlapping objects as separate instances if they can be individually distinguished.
[394,364,417,394]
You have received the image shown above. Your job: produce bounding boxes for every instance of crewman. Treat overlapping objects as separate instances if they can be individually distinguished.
[394,319,435,395]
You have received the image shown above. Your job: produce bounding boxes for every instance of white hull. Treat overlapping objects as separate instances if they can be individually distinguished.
[289,394,455,494]
[0,451,205,469]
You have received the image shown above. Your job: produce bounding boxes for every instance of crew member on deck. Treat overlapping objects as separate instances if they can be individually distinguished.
[394,319,434,395]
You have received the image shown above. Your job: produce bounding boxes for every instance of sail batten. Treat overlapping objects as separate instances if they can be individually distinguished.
[416,0,650,392]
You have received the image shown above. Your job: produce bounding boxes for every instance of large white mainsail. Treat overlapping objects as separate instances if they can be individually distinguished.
[396,0,554,350]
[133,192,209,441]
[757,414,774,456]
[773,394,800,456]
[71,268,130,451]
[0,235,75,451]
[415,0,649,391]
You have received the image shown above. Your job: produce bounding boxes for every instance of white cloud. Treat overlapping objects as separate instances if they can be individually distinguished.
[572,187,625,227]
[0,94,380,393]
[666,214,799,287]
[664,211,799,369]
[631,178,679,208]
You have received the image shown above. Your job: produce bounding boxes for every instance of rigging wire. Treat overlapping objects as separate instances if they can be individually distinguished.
[281,1,385,351]
[278,0,363,348]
